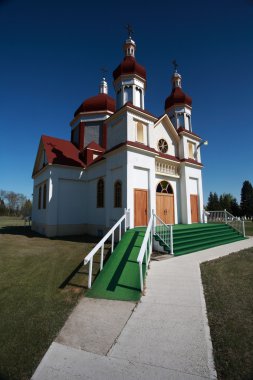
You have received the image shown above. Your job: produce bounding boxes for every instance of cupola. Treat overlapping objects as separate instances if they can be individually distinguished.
[74,78,115,117]
[113,31,146,110]
[165,64,193,132]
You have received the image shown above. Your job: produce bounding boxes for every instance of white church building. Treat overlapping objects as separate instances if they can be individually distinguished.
[32,35,205,237]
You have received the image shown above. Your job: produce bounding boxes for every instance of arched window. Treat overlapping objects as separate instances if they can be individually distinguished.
[136,88,142,108]
[136,122,144,143]
[43,183,47,209]
[116,88,122,109]
[114,181,122,208]
[156,181,173,194]
[97,179,104,208]
[124,86,132,103]
[38,186,41,209]
[188,141,195,159]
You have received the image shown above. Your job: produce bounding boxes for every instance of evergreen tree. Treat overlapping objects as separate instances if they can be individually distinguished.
[240,180,253,217]
[219,193,235,213]
[21,199,32,217]
[206,192,220,210]
[0,198,6,216]
[231,198,241,216]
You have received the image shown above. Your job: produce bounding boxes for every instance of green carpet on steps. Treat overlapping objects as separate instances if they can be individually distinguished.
[86,227,147,301]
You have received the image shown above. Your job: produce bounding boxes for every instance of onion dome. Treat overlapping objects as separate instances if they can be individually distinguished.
[113,37,146,81]
[74,78,115,117]
[165,71,192,110]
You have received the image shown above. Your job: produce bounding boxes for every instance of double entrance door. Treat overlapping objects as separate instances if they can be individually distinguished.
[134,189,175,227]
[156,193,175,224]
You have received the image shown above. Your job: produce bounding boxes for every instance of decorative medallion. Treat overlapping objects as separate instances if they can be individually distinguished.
[158,139,168,153]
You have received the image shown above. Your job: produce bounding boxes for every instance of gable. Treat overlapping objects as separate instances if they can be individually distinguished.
[32,135,86,177]
[32,138,46,177]
[152,114,179,156]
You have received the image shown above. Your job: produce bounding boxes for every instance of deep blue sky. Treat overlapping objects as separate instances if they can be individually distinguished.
[0,0,252,203]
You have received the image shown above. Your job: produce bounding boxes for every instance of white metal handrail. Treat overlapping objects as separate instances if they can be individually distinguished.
[153,212,174,255]
[137,215,153,292]
[84,209,130,288]
[206,209,245,237]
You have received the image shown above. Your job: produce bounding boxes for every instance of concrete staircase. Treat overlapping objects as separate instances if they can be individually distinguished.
[154,223,246,256]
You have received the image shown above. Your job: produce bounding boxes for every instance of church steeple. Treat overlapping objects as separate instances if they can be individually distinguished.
[113,27,146,110]
[165,62,193,132]
[99,77,108,94]
[123,24,136,57]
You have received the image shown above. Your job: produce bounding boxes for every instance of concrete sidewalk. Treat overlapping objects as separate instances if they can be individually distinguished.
[32,238,253,380]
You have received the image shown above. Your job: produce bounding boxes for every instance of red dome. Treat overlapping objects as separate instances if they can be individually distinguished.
[74,93,115,117]
[165,87,192,109]
[113,56,146,81]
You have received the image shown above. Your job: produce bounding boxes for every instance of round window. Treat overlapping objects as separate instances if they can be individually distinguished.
[158,139,168,153]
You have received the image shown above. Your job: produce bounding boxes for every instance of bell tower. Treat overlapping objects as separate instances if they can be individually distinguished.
[113,27,146,110]
[165,62,193,132]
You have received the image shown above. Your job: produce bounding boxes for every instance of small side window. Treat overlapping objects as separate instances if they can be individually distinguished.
[97,179,104,208]
[188,142,195,159]
[114,181,122,208]
[136,122,144,143]
[43,183,47,209]
[38,187,41,209]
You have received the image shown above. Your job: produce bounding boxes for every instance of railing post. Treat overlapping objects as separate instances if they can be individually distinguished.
[139,262,143,292]
[149,232,152,259]
[100,244,104,271]
[124,208,127,232]
[170,225,174,255]
[119,223,122,241]
[111,231,114,253]
[88,258,93,289]
[152,209,155,236]
[225,209,227,224]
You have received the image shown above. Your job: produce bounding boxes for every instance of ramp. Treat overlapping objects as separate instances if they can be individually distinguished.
[86,228,146,301]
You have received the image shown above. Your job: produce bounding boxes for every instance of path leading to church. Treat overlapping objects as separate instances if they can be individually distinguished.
[86,227,146,301]
[32,237,253,380]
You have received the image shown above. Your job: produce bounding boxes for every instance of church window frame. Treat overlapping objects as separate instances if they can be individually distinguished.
[186,114,192,132]
[124,85,132,104]
[136,122,144,143]
[136,87,142,108]
[188,141,196,159]
[43,183,47,209]
[156,181,173,194]
[116,88,122,109]
[97,178,104,208]
[38,186,42,209]
[114,180,122,208]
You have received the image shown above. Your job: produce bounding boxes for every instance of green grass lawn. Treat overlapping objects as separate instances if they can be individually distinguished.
[201,248,253,380]
[0,217,103,380]
[245,221,253,236]
[0,216,25,227]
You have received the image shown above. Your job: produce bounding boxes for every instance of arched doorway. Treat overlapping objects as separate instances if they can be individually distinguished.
[156,181,175,224]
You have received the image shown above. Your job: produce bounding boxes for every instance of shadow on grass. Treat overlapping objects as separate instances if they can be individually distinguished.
[106,231,141,292]
[0,372,9,380]
[59,248,111,290]
[0,225,100,244]
[0,225,43,237]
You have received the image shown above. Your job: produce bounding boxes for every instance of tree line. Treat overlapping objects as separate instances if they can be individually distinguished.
[206,180,253,218]
[0,189,32,217]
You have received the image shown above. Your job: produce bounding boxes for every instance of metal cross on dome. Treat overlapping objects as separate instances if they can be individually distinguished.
[100,67,108,79]
[172,59,179,72]
[126,24,134,38]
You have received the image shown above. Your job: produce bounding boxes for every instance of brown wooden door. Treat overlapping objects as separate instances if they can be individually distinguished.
[134,189,148,226]
[190,194,199,223]
[156,193,175,224]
